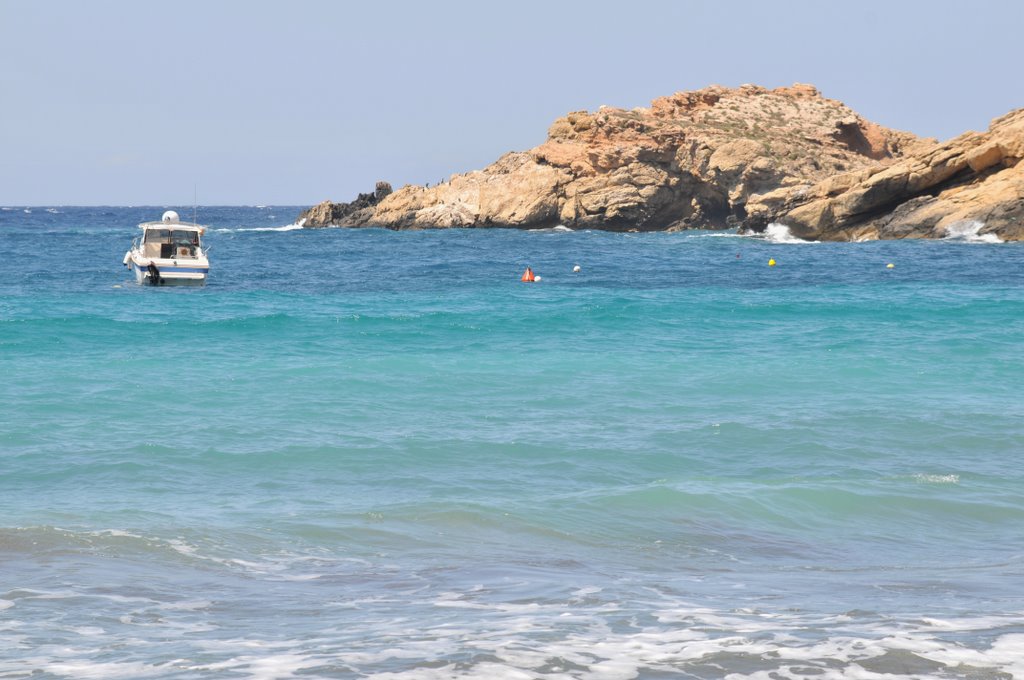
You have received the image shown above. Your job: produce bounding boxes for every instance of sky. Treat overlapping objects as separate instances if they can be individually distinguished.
[1,0,1022,205]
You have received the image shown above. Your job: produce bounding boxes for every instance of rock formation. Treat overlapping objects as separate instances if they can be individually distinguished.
[301,181,392,228]
[298,84,922,231]
[742,109,1024,241]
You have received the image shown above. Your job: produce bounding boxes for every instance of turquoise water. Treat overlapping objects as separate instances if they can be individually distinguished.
[2,206,1024,678]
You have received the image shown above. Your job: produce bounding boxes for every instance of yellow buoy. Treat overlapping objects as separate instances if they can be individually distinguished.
[768,258,776,267]
[886,263,895,269]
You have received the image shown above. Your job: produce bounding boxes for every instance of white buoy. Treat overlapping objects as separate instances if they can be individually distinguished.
[573,264,581,273]
[534,276,542,282]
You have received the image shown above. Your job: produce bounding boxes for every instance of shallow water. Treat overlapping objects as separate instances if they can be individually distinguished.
[2,206,1024,678]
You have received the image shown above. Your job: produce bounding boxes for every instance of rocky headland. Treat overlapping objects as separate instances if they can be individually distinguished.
[299,83,924,232]
[298,83,1023,240]
[742,108,1024,241]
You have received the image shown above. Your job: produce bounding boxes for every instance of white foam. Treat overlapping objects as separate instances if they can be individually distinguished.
[0,600,12,610]
[166,538,202,559]
[90,528,144,539]
[239,653,322,680]
[913,473,960,484]
[182,641,327,679]
[229,558,285,572]
[942,220,1002,243]
[876,631,1024,679]
[214,219,306,233]
[41,660,166,678]
[528,224,574,233]
[685,231,745,239]
[158,599,211,611]
[277,573,324,581]
[761,223,815,244]
[72,626,106,637]
[18,609,1024,680]
[918,614,1020,631]
[351,599,1024,678]
[10,571,1024,679]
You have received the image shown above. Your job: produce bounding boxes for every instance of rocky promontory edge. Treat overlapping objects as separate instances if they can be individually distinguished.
[298,181,392,227]
[742,108,1024,241]
[297,83,1023,240]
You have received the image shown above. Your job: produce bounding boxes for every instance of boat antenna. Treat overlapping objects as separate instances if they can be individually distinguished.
[193,184,197,225]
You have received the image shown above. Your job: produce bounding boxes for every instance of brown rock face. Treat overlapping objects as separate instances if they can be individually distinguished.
[300,84,919,230]
[743,109,1024,241]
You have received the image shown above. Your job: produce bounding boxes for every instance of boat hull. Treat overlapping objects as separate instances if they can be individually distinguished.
[128,253,209,286]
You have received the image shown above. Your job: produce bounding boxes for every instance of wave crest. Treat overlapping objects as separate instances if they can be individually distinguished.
[743,223,816,244]
[214,218,306,233]
[943,220,1002,243]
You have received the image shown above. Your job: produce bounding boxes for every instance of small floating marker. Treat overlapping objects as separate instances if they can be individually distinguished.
[768,258,776,267]
[535,276,542,282]
[573,264,581,273]
[886,263,895,269]
[521,267,536,282]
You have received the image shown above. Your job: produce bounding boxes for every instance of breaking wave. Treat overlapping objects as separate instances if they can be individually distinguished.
[528,224,575,233]
[6,577,1024,679]
[213,218,306,233]
[760,222,816,244]
[942,220,1003,243]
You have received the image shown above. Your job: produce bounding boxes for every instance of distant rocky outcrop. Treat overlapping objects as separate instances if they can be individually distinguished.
[299,181,392,228]
[742,108,1024,241]
[299,84,923,231]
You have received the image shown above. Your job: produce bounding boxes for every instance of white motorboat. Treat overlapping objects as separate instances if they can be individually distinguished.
[123,210,210,286]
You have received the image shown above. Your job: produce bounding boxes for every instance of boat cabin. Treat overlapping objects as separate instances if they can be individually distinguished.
[141,226,203,259]
[136,211,205,259]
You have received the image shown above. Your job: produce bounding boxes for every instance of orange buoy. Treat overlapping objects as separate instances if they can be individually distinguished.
[521,267,535,282]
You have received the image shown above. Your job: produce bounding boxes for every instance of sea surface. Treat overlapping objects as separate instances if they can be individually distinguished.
[2,206,1023,679]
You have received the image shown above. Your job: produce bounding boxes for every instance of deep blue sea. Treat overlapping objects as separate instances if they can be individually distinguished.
[2,206,1024,679]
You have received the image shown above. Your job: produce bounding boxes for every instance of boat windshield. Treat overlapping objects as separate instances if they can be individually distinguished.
[145,229,200,244]
[144,229,201,258]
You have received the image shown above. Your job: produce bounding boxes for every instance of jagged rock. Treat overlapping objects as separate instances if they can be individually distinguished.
[374,181,392,201]
[299,83,921,231]
[296,181,392,227]
[743,108,1024,241]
